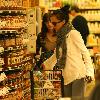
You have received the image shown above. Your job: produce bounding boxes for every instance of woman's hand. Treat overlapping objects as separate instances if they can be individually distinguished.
[84,75,94,83]
[35,55,40,59]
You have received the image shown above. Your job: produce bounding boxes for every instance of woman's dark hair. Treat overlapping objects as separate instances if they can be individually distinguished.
[60,4,71,14]
[50,9,69,23]
[41,13,50,39]
[60,4,80,14]
[70,5,80,13]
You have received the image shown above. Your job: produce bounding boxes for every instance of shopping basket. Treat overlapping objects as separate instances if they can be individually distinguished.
[30,70,64,100]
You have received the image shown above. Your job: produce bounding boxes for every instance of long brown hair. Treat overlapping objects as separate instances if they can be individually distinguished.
[41,13,51,39]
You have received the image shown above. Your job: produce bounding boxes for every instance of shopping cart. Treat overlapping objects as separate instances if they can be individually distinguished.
[30,70,64,100]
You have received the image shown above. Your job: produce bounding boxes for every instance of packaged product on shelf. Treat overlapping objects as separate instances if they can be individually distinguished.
[0,0,33,99]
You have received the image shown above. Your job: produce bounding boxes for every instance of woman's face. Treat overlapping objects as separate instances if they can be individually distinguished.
[50,15,65,32]
[45,21,54,30]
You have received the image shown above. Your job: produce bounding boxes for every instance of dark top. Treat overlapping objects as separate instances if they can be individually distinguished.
[72,15,89,45]
[36,32,55,69]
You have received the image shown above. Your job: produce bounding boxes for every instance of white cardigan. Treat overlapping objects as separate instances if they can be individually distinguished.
[44,29,94,85]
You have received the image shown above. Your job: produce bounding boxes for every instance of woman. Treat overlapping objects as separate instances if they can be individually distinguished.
[35,13,57,70]
[44,9,94,99]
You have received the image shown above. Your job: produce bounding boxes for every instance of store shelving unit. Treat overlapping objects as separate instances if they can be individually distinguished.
[79,7,100,60]
[94,53,100,83]
[0,0,33,99]
[79,4,100,81]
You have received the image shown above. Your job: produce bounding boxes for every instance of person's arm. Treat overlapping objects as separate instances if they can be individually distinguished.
[43,50,57,70]
[70,30,94,79]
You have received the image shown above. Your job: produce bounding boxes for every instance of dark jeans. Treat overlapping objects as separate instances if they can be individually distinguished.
[64,78,85,99]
